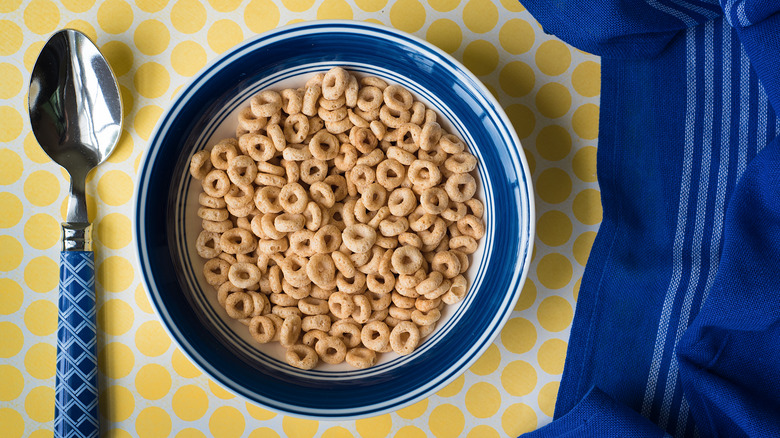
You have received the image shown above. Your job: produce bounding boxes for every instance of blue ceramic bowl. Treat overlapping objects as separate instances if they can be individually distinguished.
[135,20,534,419]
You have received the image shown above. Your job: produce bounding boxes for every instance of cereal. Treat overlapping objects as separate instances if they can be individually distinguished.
[190,67,485,369]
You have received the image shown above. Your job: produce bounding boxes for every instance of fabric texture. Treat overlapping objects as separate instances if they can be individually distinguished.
[519,1,780,436]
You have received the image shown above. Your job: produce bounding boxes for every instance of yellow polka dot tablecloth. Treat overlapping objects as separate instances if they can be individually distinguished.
[0,0,600,436]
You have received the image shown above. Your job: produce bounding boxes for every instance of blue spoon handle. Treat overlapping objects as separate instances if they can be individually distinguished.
[55,250,99,438]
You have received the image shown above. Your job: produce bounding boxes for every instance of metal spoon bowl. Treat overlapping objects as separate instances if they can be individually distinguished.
[28,29,122,438]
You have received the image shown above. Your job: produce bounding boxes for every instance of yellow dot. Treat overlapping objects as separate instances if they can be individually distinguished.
[0,20,23,56]
[428,404,464,438]
[135,284,154,314]
[470,343,500,375]
[396,398,428,419]
[282,416,318,438]
[389,0,425,32]
[98,170,134,206]
[538,338,567,375]
[0,235,22,272]
[24,300,57,336]
[537,210,572,247]
[499,61,535,97]
[501,403,537,436]
[0,193,22,228]
[535,40,571,76]
[208,19,243,54]
[208,380,235,399]
[29,430,54,438]
[25,343,55,380]
[171,41,207,77]
[98,342,135,379]
[249,428,281,438]
[24,170,60,206]
[0,107,22,142]
[61,0,95,12]
[436,373,464,397]
[134,152,143,173]
[572,61,601,97]
[428,0,458,11]
[136,407,172,438]
[100,385,135,422]
[572,103,599,140]
[0,278,22,315]
[134,20,170,56]
[134,62,170,99]
[499,0,524,11]
[281,0,313,11]
[356,414,391,438]
[354,0,385,12]
[501,360,537,396]
[170,0,206,33]
[24,0,60,35]
[464,382,501,418]
[462,40,499,76]
[23,132,49,163]
[246,401,275,420]
[25,386,54,422]
[536,83,571,118]
[0,321,23,357]
[462,0,497,33]
[136,0,168,12]
[536,124,571,161]
[134,105,164,141]
[505,104,535,139]
[538,382,560,417]
[514,279,536,311]
[466,425,499,438]
[0,63,21,98]
[573,231,596,266]
[23,214,59,250]
[0,0,22,12]
[120,84,134,115]
[97,256,134,292]
[208,0,241,11]
[536,168,572,204]
[171,349,201,378]
[317,0,353,18]
[425,19,461,54]
[572,146,597,182]
[0,149,22,185]
[0,365,23,400]
[172,429,204,438]
[99,42,132,80]
[244,0,280,33]
[322,427,353,438]
[501,317,536,354]
[135,320,171,357]
[393,426,425,438]
[537,253,573,290]
[97,0,133,34]
[97,299,134,336]
[573,189,602,225]
[135,363,172,400]
[0,408,24,438]
[538,296,573,332]
[499,19,534,54]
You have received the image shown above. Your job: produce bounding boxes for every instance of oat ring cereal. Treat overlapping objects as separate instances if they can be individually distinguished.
[191,67,485,369]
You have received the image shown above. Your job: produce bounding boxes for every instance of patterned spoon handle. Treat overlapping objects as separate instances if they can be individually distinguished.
[55,251,99,438]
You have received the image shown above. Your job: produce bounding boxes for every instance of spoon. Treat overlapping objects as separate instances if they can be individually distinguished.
[28,29,122,438]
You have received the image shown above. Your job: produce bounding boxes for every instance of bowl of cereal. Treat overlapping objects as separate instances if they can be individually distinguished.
[135,20,533,419]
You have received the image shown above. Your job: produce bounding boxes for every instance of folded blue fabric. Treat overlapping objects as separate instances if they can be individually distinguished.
[518,1,780,437]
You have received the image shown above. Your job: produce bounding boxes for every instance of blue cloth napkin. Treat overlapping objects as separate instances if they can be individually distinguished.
[517,1,780,436]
